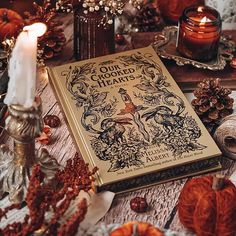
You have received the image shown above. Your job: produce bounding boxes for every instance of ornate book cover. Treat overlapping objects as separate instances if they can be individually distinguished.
[48,46,222,192]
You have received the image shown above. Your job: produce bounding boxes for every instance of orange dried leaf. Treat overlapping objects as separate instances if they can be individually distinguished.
[36,125,52,145]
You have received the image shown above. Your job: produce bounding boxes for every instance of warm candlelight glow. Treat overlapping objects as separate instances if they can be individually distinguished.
[197,6,204,12]
[177,5,221,61]
[23,23,47,37]
[177,6,221,61]
[200,16,212,25]
[200,16,207,23]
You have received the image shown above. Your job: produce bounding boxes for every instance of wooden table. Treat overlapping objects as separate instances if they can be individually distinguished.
[1,13,236,234]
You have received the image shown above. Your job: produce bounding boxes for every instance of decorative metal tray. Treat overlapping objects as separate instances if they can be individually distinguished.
[152,26,235,71]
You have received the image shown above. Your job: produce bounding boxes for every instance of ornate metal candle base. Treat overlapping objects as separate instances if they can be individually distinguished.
[153,26,235,71]
[0,97,59,203]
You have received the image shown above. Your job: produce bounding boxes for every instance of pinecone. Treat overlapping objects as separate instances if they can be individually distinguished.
[192,78,234,130]
[135,3,162,32]
[24,0,66,60]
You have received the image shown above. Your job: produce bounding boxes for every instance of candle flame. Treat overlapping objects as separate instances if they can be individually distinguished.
[199,16,212,25]
[197,6,204,12]
[200,16,207,24]
[23,23,47,37]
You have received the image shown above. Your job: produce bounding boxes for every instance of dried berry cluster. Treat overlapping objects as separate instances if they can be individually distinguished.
[24,0,66,60]
[0,153,98,236]
[192,78,234,130]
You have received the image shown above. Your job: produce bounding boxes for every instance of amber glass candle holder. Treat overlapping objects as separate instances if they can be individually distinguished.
[177,6,221,61]
[74,7,115,60]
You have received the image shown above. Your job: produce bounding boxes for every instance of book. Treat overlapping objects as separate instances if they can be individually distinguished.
[48,46,222,193]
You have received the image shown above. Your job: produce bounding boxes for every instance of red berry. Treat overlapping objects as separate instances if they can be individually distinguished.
[230,58,236,69]
[43,114,61,128]
[130,197,148,213]
[115,34,125,45]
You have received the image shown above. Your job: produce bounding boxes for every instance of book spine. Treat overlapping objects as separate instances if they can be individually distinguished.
[97,157,221,193]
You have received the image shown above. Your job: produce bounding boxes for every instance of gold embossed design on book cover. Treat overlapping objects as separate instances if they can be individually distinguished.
[48,46,221,186]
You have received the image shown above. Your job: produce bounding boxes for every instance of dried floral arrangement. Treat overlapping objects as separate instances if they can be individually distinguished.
[0,153,98,236]
[56,0,143,25]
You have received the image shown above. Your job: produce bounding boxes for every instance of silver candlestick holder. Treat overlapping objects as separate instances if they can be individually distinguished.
[0,96,59,203]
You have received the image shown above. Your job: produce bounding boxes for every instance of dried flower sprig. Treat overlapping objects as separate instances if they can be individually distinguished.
[0,153,98,236]
[57,199,88,236]
[56,0,143,25]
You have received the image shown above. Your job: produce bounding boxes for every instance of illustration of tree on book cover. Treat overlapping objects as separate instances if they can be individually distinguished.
[55,47,219,179]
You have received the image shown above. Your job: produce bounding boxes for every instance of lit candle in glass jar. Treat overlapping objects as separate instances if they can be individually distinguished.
[177,6,221,61]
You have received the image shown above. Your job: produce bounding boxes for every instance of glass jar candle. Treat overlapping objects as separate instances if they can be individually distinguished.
[177,6,221,61]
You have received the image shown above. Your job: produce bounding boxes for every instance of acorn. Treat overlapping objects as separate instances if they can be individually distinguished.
[130,197,148,213]
[43,115,61,128]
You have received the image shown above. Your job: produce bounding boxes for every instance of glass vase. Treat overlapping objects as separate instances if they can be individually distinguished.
[74,9,115,60]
